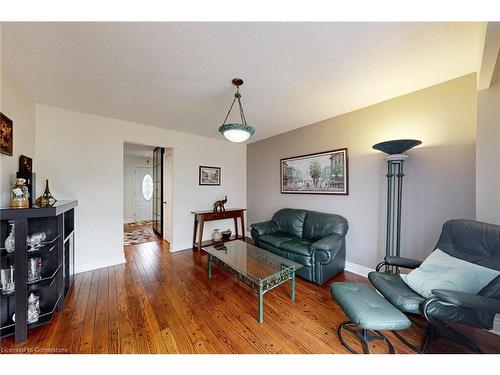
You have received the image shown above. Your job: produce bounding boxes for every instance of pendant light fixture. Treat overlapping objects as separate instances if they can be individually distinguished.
[218,78,255,143]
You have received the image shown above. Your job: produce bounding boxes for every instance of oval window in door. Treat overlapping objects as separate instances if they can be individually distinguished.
[142,174,153,200]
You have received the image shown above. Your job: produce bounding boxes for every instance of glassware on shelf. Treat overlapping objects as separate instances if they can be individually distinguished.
[27,293,40,324]
[10,178,30,208]
[28,258,42,282]
[0,266,15,295]
[27,232,47,252]
[5,221,15,253]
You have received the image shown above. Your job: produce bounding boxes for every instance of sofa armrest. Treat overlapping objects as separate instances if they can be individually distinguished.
[250,221,279,237]
[430,289,500,314]
[385,256,422,269]
[376,256,422,271]
[310,234,343,254]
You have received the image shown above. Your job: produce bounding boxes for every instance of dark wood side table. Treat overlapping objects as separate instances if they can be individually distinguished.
[191,208,246,251]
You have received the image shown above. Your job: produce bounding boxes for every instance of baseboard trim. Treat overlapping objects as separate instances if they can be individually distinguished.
[171,242,192,252]
[75,256,126,274]
[344,261,373,278]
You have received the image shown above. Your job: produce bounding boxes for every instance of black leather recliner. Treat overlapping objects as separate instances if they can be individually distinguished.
[251,208,348,285]
[369,219,500,353]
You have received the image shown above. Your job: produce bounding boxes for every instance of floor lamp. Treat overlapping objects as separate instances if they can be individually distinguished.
[372,139,422,272]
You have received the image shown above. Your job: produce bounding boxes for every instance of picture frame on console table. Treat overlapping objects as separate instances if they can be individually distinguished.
[280,148,348,195]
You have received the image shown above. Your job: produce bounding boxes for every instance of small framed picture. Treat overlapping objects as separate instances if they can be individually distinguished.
[0,112,13,156]
[19,155,33,173]
[199,166,221,186]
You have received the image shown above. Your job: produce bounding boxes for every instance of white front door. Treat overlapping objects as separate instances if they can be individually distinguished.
[134,166,153,221]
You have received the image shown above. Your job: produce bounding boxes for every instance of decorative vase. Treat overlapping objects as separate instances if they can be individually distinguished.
[10,178,30,208]
[212,229,222,243]
[221,229,232,240]
[36,179,57,207]
[5,221,15,253]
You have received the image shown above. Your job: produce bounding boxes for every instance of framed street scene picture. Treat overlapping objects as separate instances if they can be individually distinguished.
[199,166,221,186]
[280,148,348,195]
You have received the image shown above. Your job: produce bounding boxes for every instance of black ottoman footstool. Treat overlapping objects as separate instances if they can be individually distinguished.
[331,282,411,354]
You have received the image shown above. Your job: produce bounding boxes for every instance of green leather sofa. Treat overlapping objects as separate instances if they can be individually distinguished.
[250,208,348,285]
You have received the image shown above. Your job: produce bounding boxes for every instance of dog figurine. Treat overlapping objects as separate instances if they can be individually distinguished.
[213,196,228,212]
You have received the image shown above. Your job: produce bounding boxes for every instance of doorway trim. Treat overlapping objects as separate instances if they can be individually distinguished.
[152,147,165,237]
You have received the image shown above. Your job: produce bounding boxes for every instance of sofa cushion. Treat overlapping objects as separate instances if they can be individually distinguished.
[257,240,313,267]
[368,271,425,315]
[331,282,411,331]
[271,208,307,238]
[279,238,313,257]
[303,211,349,241]
[258,232,300,248]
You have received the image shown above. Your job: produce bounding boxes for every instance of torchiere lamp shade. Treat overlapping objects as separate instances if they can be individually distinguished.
[372,139,422,154]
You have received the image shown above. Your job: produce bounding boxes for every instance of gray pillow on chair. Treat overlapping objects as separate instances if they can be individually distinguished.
[400,249,500,298]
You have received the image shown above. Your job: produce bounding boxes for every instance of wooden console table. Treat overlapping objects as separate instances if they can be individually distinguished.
[191,208,246,251]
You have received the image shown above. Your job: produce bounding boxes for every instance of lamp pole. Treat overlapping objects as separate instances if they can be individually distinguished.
[373,139,421,273]
[384,154,407,271]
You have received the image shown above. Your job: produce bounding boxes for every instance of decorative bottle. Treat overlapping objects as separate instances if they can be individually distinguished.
[27,293,40,324]
[10,178,30,208]
[5,221,15,253]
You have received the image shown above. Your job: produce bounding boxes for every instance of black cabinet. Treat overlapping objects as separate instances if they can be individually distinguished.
[0,200,77,343]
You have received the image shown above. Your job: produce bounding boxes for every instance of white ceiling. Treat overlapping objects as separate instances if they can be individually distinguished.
[1,22,485,142]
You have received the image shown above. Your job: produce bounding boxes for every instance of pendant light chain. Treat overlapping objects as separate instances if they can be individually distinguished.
[222,84,248,126]
[237,97,247,125]
[222,96,237,126]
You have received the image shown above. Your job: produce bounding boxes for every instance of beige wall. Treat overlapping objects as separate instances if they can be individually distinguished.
[35,104,246,273]
[0,62,36,206]
[476,54,500,225]
[247,74,477,269]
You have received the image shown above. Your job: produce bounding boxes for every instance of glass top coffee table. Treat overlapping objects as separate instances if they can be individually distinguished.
[203,240,303,323]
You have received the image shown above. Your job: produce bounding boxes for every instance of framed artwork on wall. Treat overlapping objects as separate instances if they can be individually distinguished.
[19,155,33,173]
[0,113,13,156]
[199,166,221,186]
[280,148,348,195]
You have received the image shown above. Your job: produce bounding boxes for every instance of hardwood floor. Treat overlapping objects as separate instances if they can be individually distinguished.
[1,232,499,354]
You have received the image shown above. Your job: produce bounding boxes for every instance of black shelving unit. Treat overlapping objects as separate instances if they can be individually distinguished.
[0,200,77,343]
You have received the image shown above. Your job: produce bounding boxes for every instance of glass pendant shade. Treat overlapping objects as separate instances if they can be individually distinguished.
[219,78,255,143]
[219,123,256,143]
